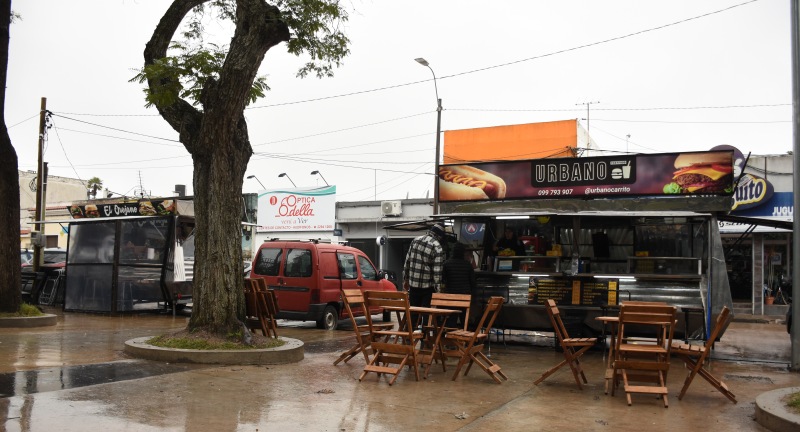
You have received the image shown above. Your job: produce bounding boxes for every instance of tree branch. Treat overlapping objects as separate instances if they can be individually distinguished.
[143,0,206,154]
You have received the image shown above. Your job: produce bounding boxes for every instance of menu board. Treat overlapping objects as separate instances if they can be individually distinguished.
[528,277,618,306]
[528,278,578,305]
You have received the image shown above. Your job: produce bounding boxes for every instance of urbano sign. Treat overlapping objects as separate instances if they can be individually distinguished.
[732,173,773,212]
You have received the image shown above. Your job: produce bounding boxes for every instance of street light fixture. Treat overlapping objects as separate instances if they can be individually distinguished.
[310,170,329,186]
[246,174,266,189]
[278,173,296,187]
[415,57,442,215]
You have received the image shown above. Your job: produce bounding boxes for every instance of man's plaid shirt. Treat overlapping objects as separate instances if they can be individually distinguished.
[403,233,444,291]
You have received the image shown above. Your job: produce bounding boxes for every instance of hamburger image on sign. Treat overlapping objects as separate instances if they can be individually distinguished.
[85,204,100,218]
[669,152,733,194]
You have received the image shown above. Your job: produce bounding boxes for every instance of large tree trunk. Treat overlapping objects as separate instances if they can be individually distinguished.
[0,0,22,314]
[145,0,289,334]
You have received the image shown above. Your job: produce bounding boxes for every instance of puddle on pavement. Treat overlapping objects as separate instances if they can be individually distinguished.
[0,360,206,398]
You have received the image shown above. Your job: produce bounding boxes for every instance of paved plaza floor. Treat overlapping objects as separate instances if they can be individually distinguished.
[0,307,798,431]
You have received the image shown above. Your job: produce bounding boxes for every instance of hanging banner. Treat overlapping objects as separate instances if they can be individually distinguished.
[437,150,734,202]
[256,186,336,232]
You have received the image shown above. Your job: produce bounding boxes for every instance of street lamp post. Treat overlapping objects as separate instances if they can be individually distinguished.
[278,173,296,187]
[310,170,329,186]
[415,57,442,215]
[246,174,266,189]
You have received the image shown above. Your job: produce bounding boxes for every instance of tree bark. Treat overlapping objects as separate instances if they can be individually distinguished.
[144,0,289,333]
[0,0,22,313]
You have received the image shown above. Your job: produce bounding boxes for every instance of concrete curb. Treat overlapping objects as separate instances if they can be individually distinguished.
[124,336,304,365]
[755,387,800,432]
[0,314,58,328]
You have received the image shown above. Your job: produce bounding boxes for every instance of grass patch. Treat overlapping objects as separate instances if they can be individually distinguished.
[787,391,800,414]
[0,303,44,318]
[147,329,284,350]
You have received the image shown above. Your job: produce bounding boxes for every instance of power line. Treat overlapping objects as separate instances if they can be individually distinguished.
[449,103,791,112]
[52,127,185,148]
[591,119,790,124]
[53,2,760,117]
[49,112,180,142]
[8,113,40,129]
[50,121,87,188]
[438,0,759,81]
[251,111,432,148]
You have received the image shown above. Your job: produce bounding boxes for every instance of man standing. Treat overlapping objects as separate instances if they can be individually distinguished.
[403,223,446,315]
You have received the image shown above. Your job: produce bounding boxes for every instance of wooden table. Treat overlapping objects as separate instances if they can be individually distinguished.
[595,316,619,395]
[384,305,458,379]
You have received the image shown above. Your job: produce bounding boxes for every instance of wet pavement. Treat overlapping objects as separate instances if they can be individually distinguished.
[0,307,798,431]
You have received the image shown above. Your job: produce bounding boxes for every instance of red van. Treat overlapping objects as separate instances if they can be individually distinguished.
[250,240,398,330]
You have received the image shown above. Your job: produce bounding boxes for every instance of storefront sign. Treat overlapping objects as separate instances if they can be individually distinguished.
[256,186,336,232]
[732,173,773,211]
[67,199,176,219]
[437,150,734,202]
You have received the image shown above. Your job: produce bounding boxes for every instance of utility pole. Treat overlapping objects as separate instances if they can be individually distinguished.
[789,0,799,371]
[32,97,47,272]
[576,101,600,149]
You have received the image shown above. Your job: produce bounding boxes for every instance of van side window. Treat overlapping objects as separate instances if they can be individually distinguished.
[358,255,377,281]
[337,253,357,280]
[254,248,282,276]
[285,249,312,277]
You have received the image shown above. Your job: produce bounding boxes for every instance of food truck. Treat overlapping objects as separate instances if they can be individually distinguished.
[433,150,735,340]
[56,198,196,313]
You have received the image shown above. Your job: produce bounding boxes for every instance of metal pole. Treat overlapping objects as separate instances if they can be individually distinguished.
[434,98,442,215]
[790,0,800,370]
[32,97,46,272]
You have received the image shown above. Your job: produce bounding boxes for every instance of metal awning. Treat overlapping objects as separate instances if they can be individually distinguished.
[382,218,450,232]
[716,214,793,231]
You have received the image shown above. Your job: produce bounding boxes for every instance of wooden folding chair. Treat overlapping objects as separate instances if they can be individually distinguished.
[262,288,280,338]
[359,290,422,385]
[333,289,394,365]
[427,293,472,362]
[249,278,279,338]
[534,299,598,389]
[444,296,508,383]
[243,279,269,336]
[612,303,677,408]
[671,306,737,403]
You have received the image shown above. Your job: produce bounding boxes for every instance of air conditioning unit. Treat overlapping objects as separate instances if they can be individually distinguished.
[381,200,402,216]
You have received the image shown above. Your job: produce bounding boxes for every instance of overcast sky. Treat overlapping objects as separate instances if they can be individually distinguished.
[6,0,793,202]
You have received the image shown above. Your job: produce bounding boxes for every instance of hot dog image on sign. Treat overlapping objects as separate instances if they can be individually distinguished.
[438,165,507,201]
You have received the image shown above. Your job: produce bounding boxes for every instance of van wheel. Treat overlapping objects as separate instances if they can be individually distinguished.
[382,310,392,322]
[316,305,338,330]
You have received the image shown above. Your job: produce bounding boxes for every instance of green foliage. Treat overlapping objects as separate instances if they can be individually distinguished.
[131,0,348,107]
[279,0,350,78]
[788,391,800,413]
[0,303,44,318]
[147,333,284,350]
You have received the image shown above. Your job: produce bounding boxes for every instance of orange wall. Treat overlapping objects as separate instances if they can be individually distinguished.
[443,119,578,163]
